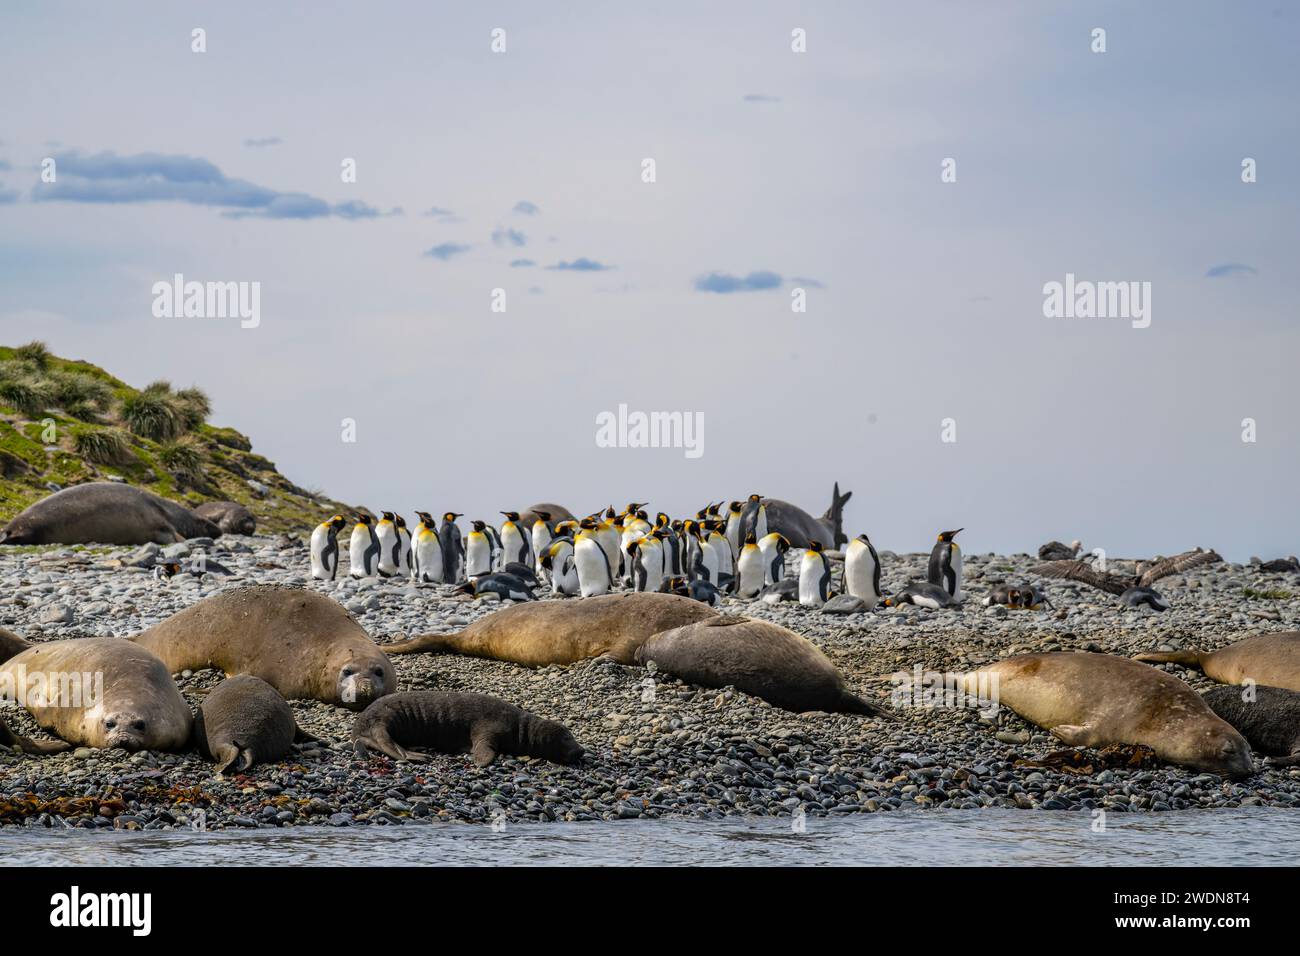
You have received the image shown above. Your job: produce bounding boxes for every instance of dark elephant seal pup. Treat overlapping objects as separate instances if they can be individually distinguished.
[1202,685,1300,767]
[0,638,191,751]
[950,653,1253,777]
[132,584,396,710]
[1136,632,1300,693]
[635,617,891,717]
[352,691,584,766]
[193,500,256,535]
[386,592,717,667]
[0,482,222,545]
[194,675,314,773]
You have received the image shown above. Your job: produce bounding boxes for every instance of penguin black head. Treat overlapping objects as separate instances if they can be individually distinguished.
[855,533,871,545]
[380,511,396,522]
[471,520,487,532]
[745,532,757,545]
[604,506,617,520]
[671,520,683,531]
[656,512,670,528]
[626,502,647,514]
[635,509,648,521]
[729,501,743,514]
[579,517,598,530]
[415,511,434,526]
[706,502,721,516]
[356,514,373,526]
[454,581,477,596]
[535,511,552,522]
[328,515,347,531]
[748,493,763,503]
[501,511,521,522]
[443,512,462,523]
[775,535,791,554]
[808,540,824,553]
[937,528,963,542]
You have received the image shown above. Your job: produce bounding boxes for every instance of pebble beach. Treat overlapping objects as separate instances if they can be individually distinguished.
[3,535,1299,832]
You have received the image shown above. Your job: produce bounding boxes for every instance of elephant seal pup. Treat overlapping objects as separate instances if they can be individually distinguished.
[0,482,222,546]
[949,653,1253,777]
[1136,633,1300,693]
[193,500,256,535]
[635,617,891,717]
[0,638,192,751]
[194,675,314,773]
[352,691,584,766]
[132,584,396,710]
[1202,684,1300,767]
[385,591,717,667]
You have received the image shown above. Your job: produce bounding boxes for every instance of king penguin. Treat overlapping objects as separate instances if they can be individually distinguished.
[439,512,464,584]
[736,532,765,599]
[629,532,666,593]
[310,515,346,581]
[541,538,581,596]
[349,514,381,578]
[927,528,964,600]
[759,532,790,586]
[574,529,613,597]
[844,533,883,606]
[725,501,744,556]
[412,511,444,584]
[375,512,401,577]
[395,514,413,576]
[798,540,833,607]
[530,511,554,578]
[465,520,494,577]
[499,512,533,567]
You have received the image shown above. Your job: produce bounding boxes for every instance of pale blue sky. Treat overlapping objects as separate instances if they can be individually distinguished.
[1,1,1297,560]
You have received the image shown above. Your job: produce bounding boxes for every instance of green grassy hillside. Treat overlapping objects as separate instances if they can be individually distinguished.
[0,342,357,534]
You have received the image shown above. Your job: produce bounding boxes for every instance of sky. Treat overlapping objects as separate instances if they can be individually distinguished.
[1,1,1297,561]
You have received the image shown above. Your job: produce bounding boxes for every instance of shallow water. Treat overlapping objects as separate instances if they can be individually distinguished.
[4,808,1295,866]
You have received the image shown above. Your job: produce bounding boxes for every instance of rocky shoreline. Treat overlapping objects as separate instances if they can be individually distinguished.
[2,535,1299,831]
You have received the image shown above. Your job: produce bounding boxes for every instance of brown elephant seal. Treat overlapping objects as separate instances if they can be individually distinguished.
[635,617,890,717]
[193,500,256,535]
[0,638,192,751]
[947,653,1253,777]
[194,675,311,773]
[385,591,717,667]
[0,482,222,545]
[0,625,30,664]
[1136,633,1300,692]
[131,584,396,710]
[352,690,584,765]
[518,503,576,529]
[1202,684,1300,767]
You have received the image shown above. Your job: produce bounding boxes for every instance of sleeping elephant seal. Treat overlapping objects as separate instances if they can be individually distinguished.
[0,638,192,751]
[948,653,1253,777]
[353,691,584,765]
[518,503,576,529]
[194,675,310,773]
[0,482,222,545]
[1202,684,1300,767]
[193,500,256,535]
[385,591,717,667]
[1136,632,1300,692]
[635,617,890,717]
[131,584,396,710]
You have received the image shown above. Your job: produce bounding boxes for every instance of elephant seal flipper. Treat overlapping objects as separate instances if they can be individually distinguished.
[0,717,72,755]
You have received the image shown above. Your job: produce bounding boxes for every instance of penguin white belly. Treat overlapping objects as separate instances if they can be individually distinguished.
[350,528,376,577]
[737,548,764,598]
[552,552,581,596]
[310,525,337,580]
[911,594,944,609]
[635,543,665,592]
[698,540,720,583]
[845,546,881,604]
[575,537,612,597]
[755,507,768,540]
[798,554,827,607]
[711,536,734,576]
[596,529,620,577]
[376,523,400,576]
[531,525,552,574]
[397,529,412,576]
[465,535,492,577]
[502,525,531,566]
[414,531,443,583]
[759,538,784,585]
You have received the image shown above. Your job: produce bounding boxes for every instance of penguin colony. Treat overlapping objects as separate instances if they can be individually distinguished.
[311,504,1225,613]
